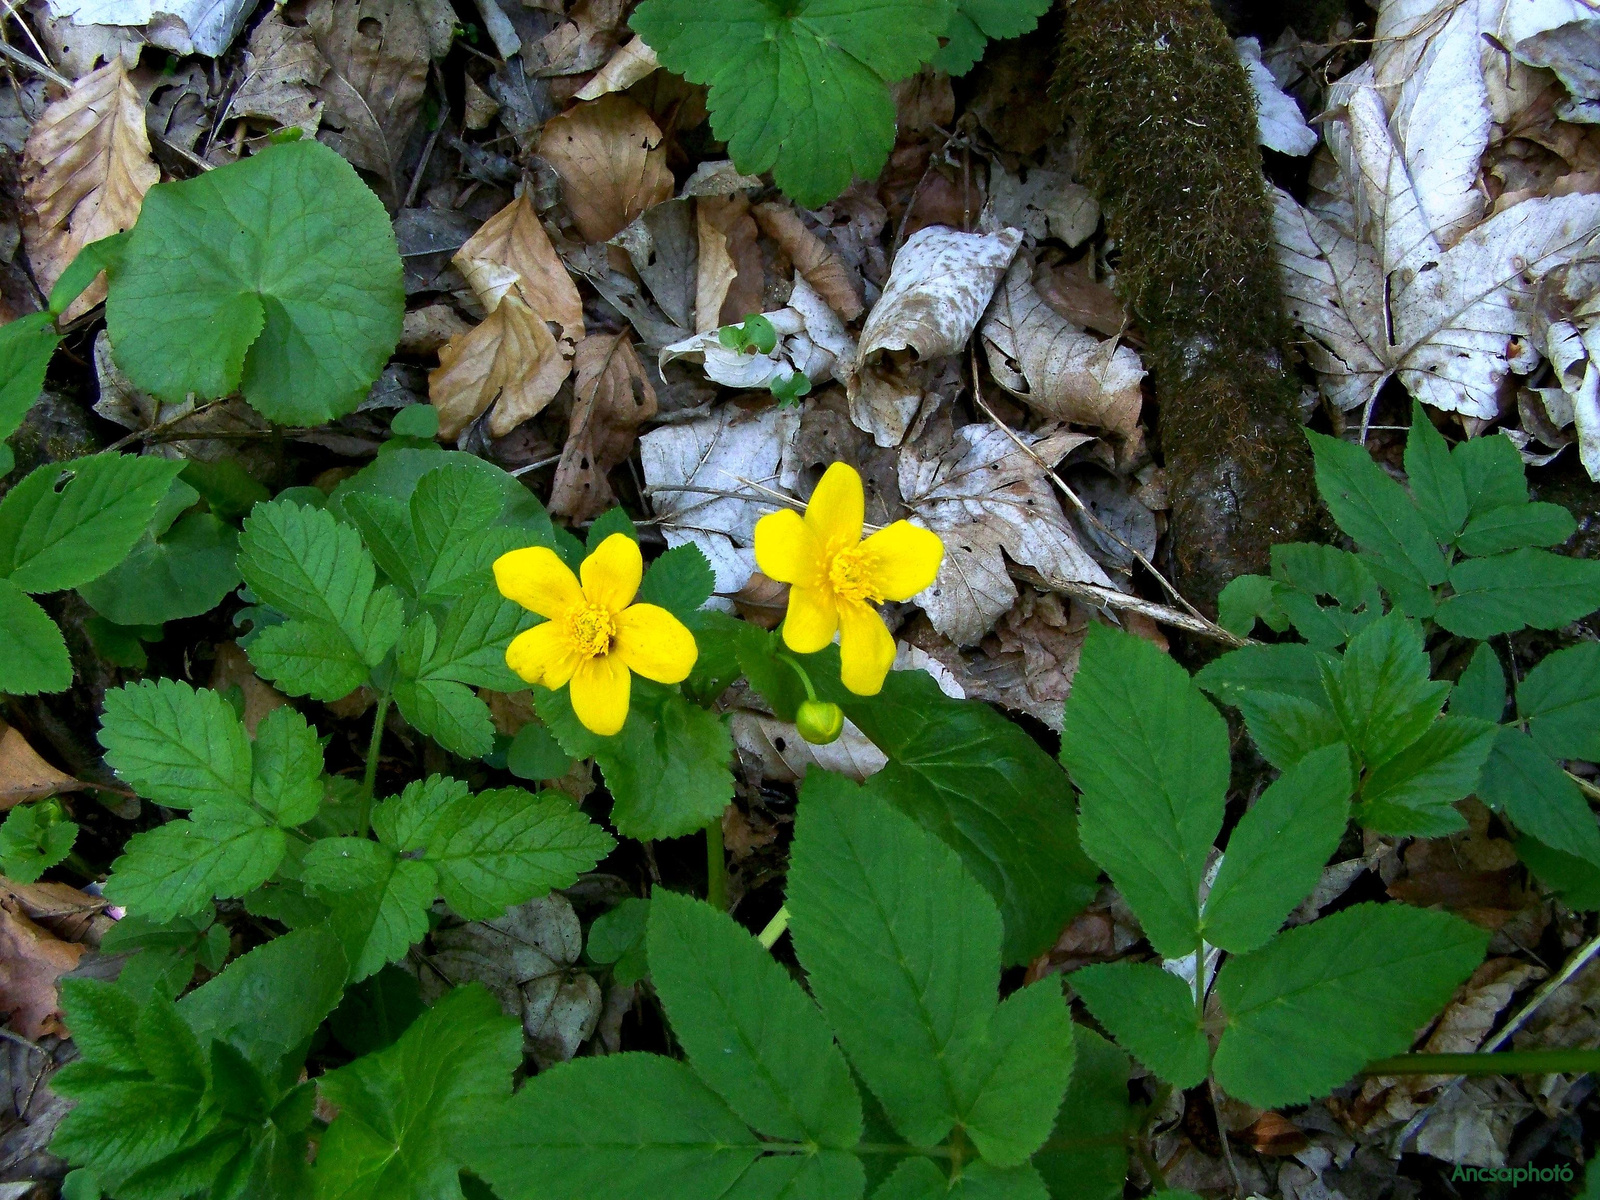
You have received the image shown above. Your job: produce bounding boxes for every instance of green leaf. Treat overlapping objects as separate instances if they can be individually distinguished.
[1061,625,1227,958]
[77,512,241,626]
[99,910,228,1003]
[1517,642,1600,761]
[728,1153,864,1200]
[1403,402,1468,544]
[1453,432,1529,517]
[180,458,270,522]
[0,454,186,593]
[1030,1027,1130,1200]
[1516,836,1600,912]
[99,679,253,811]
[587,897,650,985]
[464,1054,760,1200]
[507,722,571,781]
[646,889,862,1148]
[250,706,325,825]
[1068,962,1208,1090]
[309,858,438,982]
[1210,902,1488,1107]
[371,774,469,850]
[1451,642,1507,724]
[1268,542,1384,649]
[1357,716,1495,836]
[1455,502,1575,557]
[876,1160,1048,1200]
[1305,429,1446,614]
[314,984,521,1200]
[106,139,402,425]
[638,543,716,621]
[810,647,1098,966]
[1215,573,1286,638]
[1203,744,1352,954]
[1318,613,1447,769]
[0,801,77,883]
[956,979,1074,1167]
[786,772,991,1149]
[931,0,1052,73]
[1478,727,1600,867]
[631,0,950,207]
[1436,549,1600,639]
[50,231,129,317]
[0,311,60,440]
[390,404,438,439]
[328,966,424,1057]
[393,670,497,759]
[538,681,734,841]
[0,576,71,694]
[106,805,287,921]
[1196,644,1345,772]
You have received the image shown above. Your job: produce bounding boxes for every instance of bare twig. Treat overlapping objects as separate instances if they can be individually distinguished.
[104,398,228,453]
[1011,566,1252,647]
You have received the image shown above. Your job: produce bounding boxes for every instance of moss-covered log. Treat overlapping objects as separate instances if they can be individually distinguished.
[1056,0,1325,614]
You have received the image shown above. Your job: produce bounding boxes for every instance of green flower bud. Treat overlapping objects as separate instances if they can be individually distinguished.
[796,699,844,745]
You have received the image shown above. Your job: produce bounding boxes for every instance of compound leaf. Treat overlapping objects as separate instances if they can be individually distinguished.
[1068,962,1208,1091]
[106,805,286,922]
[1357,716,1495,837]
[1318,613,1447,770]
[1517,642,1600,762]
[100,679,253,811]
[1436,549,1600,639]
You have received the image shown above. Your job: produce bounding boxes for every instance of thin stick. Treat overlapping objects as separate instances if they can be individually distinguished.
[1365,1049,1600,1076]
[1012,568,1251,647]
[103,398,227,453]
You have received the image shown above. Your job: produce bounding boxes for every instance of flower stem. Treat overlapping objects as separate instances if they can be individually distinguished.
[705,811,728,911]
[758,905,790,949]
[357,694,391,838]
[1362,1050,1600,1076]
[778,653,819,703]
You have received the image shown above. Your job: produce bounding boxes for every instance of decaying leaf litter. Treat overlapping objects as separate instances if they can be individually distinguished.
[0,0,1599,1194]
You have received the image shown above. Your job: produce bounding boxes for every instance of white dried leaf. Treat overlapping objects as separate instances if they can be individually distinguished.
[47,0,255,55]
[986,164,1100,247]
[730,711,887,783]
[1235,36,1317,156]
[658,279,855,390]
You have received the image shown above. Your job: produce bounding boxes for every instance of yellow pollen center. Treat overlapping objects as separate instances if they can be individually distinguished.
[567,604,616,658]
[827,546,881,604]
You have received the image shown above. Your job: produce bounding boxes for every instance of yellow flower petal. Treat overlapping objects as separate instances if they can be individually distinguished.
[753,508,823,588]
[782,584,839,655]
[581,533,643,613]
[614,603,698,683]
[837,599,895,696]
[570,652,631,736]
[860,521,945,602]
[494,546,583,620]
[505,621,578,687]
[804,461,864,548]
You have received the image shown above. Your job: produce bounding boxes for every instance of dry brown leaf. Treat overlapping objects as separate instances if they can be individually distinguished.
[0,721,80,812]
[21,58,158,320]
[575,36,661,100]
[0,897,83,1038]
[527,0,627,77]
[208,642,288,736]
[462,74,499,131]
[982,260,1145,437]
[694,202,737,334]
[228,9,330,135]
[431,297,569,439]
[454,192,585,343]
[550,331,658,520]
[752,201,863,321]
[400,303,471,355]
[0,877,112,947]
[697,195,762,331]
[539,95,674,244]
[1034,254,1128,338]
[308,0,431,196]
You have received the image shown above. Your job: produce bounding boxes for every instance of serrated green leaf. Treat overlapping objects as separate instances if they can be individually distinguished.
[1068,962,1208,1090]
[1357,717,1495,836]
[250,619,380,702]
[786,772,993,1148]
[931,0,1051,73]
[250,706,324,826]
[106,140,402,425]
[0,454,185,593]
[1436,549,1600,638]
[1518,642,1600,762]
[0,311,60,440]
[631,0,949,207]
[1211,902,1487,1108]
[638,543,716,621]
[1318,613,1447,770]
[0,576,70,694]
[464,1054,761,1200]
[100,679,254,811]
[1203,744,1352,954]
[316,867,439,983]
[811,647,1098,966]
[956,979,1074,1167]
[728,1153,865,1200]
[77,512,241,626]
[1479,726,1600,867]
[393,670,497,759]
[1453,432,1529,517]
[314,984,521,1200]
[1062,625,1227,958]
[1215,573,1286,638]
[647,889,861,1148]
[1269,542,1384,649]
[1031,1027,1130,1200]
[0,801,77,883]
[1451,642,1507,724]
[1305,429,1446,614]
[100,910,226,1003]
[1403,402,1468,544]
[1456,502,1575,557]
[1195,643,1344,771]
[107,805,287,921]
[371,774,470,851]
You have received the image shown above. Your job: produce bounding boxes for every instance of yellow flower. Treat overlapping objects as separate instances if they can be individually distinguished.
[493,534,698,737]
[753,462,944,696]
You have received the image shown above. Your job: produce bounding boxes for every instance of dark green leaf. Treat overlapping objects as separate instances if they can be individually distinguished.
[1030,1027,1130,1200]
[77,512,240,626]
[1453,433,1529,518]
[390,404,439,439]
[1436,549,1600,639]
[106,806,287,921]
[1068,962,1208,1091]
[1269,542,1384,649]
[1451,642,1507,724]
[0,576,70,694]
[506,722,571,781]
[1357,716,1495,836]
[327,966,425,1057]
[1402,402,1468,544]
[0,311,60,440]
[1478,727,1600,867]
[1456,502,1576,557]
[49,232,128,317]
[1215,573,1286,638]
[586,897,650,985]
[1517,642,1600,761]
[1516,836,1600,912]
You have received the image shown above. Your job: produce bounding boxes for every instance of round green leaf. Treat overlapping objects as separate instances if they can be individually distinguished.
[77,513,241,625]
[106,139,403,425]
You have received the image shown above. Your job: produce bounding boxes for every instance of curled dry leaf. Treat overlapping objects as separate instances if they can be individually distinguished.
[0,897,83,1039]
[1235,36,1318,157]
[0,720,80,810]
[454,191,585,343]
[227,8,330,135]
[48,0,256,58]
[550,332,659,521]
[528,0,626,78]
[0,878,112,947]
[430,297,568,439]
[982,259,1145,437]
[21,57,158,320]
[660,279,857,390]
[900,423,1113,645]
[538,94,674,244]
[575,36,661,101]
[696,195,762,333]
[847,224,1023,447]
[308,0,432,195]
[752,201,864,321]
